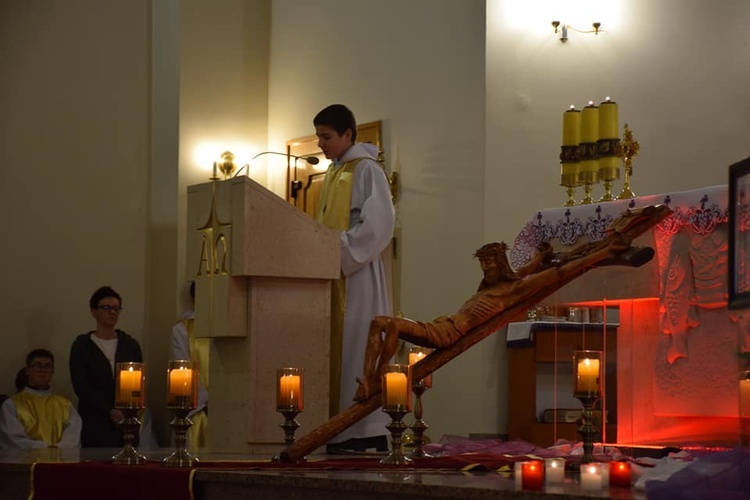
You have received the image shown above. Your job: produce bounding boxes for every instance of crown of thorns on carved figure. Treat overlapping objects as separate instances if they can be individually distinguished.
[473,242,508,259]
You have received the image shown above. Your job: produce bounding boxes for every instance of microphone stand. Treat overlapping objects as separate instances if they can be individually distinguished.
[242,151,319,202]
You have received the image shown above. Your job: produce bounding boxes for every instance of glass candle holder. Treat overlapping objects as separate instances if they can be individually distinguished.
[164,360,199,467]
[277,367,304,411]
[407,346,432,459]
[580,462,603,490]
[609,461,632,488]
[545,457,565,484]
[521,460,545,490]
[276,367,304,447]
[112,362,146,465]
[380,364,412,465]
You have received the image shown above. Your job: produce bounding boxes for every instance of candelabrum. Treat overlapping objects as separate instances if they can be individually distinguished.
[573,351,603,466]
[112,362,147,465]
[163,360,199,467]
[380,364,413,465]
[616,124,640,200]
[577,143,599,205]
[560,145,581,207]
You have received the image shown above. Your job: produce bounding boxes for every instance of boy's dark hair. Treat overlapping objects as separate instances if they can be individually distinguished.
[89,285,122,309]
[26,348,54,367]
[313,104,357,142]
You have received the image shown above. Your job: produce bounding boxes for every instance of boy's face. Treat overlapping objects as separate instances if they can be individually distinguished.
[91,296,122,328]
[316,124,353,160]
[26,357,54,389]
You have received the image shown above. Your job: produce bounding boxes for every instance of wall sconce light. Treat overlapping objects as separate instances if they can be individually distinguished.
[212,150,238,180]
[551,20,602,43]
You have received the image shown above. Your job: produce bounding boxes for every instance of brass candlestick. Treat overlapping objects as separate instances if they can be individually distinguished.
[616,124,639,200]
[408,381,431,459]
[163,361,199,467]
[163,404,198,467]
[112,407,147,465]
[112,362,146,465]
[577,142,599,205]
[381,364,412,465]
[573,351,603,466]
[278,409,301,446]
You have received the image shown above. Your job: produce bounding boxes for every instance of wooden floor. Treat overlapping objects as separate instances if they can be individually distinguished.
[0,447,645,500]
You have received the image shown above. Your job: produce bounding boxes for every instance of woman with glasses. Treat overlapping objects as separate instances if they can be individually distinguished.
[69,286,143,447]
[0,349,81,448]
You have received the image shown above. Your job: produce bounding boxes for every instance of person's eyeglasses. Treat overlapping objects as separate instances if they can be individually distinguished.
[29,362,54,371]
[97,305,123,312]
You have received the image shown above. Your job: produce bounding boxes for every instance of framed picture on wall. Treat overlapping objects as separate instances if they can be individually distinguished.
[728,156,750,309]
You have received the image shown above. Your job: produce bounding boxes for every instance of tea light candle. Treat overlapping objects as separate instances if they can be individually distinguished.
[385,372,408,407]
[580,463,603,490]
[118,367,142,406]
[609,461,632,488]
[278,374,301,408]
[521,460,544,490]
[576,357,600,393]
[169,366,193,397]
[545,457,565,484]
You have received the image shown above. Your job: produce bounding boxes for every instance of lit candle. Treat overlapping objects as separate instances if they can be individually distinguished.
[609,461,632,488]
[118,367,142,406]
[278,374,302,409]
[169,367,193,398]
[598,97,619,139]
[385,372,408,408]
[580,101,599,143]
[521,460,544,490]
[576,357,600,393]
[545,457,565,484]
[408,350,432,388]
[562,105,581,146]
[580,463,603,490]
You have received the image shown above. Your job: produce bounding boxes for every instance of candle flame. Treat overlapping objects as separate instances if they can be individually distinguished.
[588,100,594,106]
[587,465,597,474]
[605,96,611,101]
[569,104,575,110]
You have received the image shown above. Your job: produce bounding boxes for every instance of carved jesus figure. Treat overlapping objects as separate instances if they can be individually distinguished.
[354,208,659,402]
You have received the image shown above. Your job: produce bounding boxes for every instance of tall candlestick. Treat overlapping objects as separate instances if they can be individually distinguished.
[563,105,581,146]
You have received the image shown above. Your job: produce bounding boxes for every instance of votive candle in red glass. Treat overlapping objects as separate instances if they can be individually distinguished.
[609,461,632,488]
[522,460,544,490]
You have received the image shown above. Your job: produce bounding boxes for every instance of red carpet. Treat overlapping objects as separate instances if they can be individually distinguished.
[30,454,519,500]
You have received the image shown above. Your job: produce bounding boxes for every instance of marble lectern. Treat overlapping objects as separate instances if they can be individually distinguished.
[186,176,340,454]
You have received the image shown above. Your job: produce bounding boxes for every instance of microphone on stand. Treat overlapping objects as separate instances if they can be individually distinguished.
[233,151,319,178]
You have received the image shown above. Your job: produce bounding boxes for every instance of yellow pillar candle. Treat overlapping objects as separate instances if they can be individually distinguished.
[278,374,302,408]
[169,367,193,398]
[598,97,619,139]
[580,101,599,144]
[562,105,581,147]
[385,372,408,407]
[118,368,142,406]
[576,358,600,393]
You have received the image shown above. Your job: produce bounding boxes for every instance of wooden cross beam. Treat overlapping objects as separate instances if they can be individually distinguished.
[279,204,672,462]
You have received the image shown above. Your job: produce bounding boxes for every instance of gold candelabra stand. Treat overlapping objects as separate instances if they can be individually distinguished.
[597,138,621,202]
[616,124,640,199]
[381,408,412,465]
[278,407,301,446]
[574,392,601,466]
[163,398,199,467]
[577,142,599,205]
[559,145,581,207]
